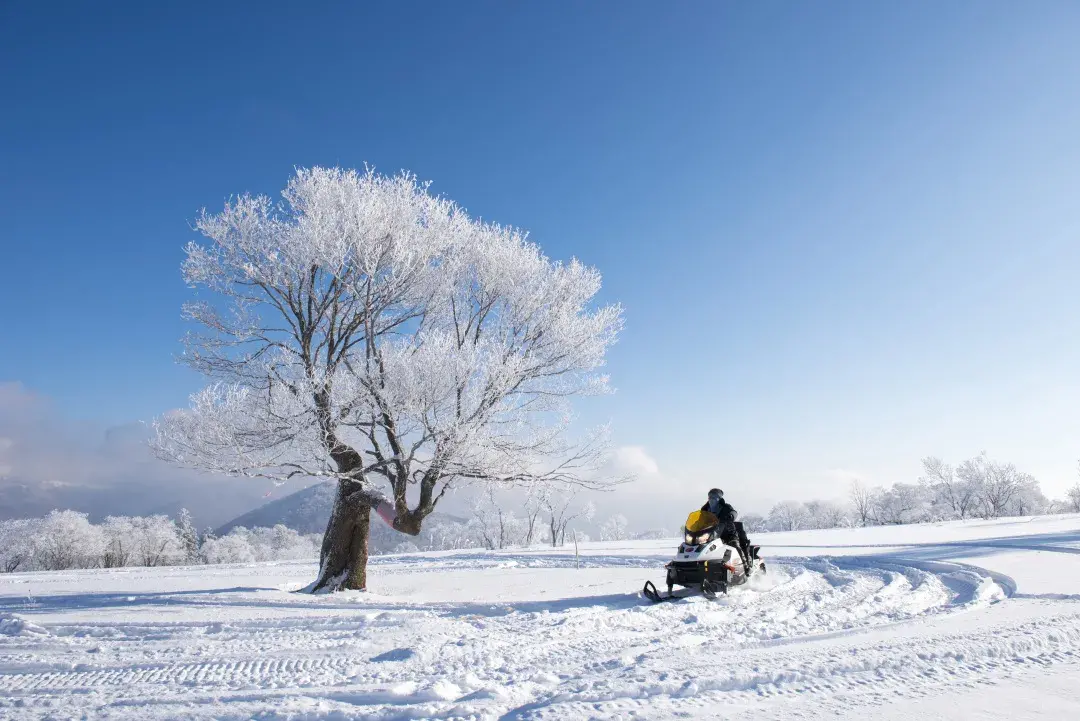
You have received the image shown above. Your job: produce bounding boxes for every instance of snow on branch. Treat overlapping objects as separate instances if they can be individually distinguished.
[152,167,626,528]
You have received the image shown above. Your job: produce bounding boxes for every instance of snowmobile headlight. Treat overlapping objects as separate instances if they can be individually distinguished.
[694,532,714,545]
[684,532,695,545]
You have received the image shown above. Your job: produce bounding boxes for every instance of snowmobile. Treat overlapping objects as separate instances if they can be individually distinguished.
[642,510,765,603]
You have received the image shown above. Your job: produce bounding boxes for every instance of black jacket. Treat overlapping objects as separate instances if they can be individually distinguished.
[701,499,737,525]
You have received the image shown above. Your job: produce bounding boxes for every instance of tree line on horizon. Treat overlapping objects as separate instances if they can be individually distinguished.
[4,453,1078,573]
[0,490,619,573]
[745,454,1080,533]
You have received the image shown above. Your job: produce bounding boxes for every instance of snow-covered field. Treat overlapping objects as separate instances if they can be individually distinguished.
[2,515,1079,720]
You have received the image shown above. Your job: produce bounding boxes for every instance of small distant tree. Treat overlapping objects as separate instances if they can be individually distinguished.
[198,528,218,563]
[522,486,550,547]
[1067,482,1080,514]
[200,529,256,565]
[177,508,200,563]
[1010,475,1048,517]
[804,500,850,529]
[468,487,523,550]
[245,525,319,561]
[767,501,809,532]
[921,456,979,520]
[545,489,595,546]
[599,514,628,541]
[872,483,928,525]
[739,513,767,534]
[849,481,877,527]
[957,453,1029,519]
[152,167,624,592]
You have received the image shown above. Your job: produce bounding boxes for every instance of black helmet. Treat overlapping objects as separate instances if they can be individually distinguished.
[708,488,723,500]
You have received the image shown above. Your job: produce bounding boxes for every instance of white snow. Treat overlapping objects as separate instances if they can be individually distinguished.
[1,514,1079,720]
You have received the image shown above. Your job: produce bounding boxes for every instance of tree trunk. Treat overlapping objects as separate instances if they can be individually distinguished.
[304,480,372,593]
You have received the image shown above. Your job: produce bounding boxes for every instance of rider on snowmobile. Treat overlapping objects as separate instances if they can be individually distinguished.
[701,488,751,559]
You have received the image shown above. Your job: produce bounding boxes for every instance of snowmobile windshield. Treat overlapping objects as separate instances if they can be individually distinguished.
[685,510,719,533]
[683,510,719,546]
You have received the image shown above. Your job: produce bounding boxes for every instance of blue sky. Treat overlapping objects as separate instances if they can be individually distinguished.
[2,2,1080,513]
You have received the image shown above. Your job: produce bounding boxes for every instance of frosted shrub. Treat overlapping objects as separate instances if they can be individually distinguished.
[132,516,185,566]
[101,516,137,568]
[0,511,321,572]
[33,510,105,570]
[247,525,319,561]
[0,519,38,572]
[767,501,810,532]
[200,530,256,565]
[199,526,319,564]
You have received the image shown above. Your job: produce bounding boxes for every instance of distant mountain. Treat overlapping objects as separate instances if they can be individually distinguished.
[217,481,338,536]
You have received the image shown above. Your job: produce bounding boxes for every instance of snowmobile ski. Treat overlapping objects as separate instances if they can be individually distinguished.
[642,580,692,603]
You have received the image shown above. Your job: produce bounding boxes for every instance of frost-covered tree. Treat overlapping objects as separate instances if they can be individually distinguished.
[468,487,524,550]
[246,525,320,561]
[522,486,550,547]
[921,456,979,520]
[1066,482,1080,514]
[804,500,850,530]
[767,501,809,532]
[200,529,257,565]
[0,519,38,573]
[849,481,878,527]
[739,513,767,534]
[872,483,928,525]
[127,516,185,567]
[1009,475,1048,517]
[599,513,628,541]
[198,527,217,562]
[957,453,1029,519]
[177,508,200,563]
[34,510,105,570]
[152,167,623,592]
[101,516,136,568]
[545,488,595,547]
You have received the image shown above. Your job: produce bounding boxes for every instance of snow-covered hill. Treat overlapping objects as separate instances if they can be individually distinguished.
[2,514,1079,719]
[216,481,338,536]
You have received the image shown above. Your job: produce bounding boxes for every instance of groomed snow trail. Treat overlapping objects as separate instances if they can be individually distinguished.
[1,517,1079,720]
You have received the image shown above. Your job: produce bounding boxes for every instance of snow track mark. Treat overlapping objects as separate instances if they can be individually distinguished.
[0,542,1076,720]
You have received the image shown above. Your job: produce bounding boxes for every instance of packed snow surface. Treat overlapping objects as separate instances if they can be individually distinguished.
[2,515,1079,720]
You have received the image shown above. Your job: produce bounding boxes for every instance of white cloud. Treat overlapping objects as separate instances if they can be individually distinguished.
[0,382,307,526]
[609,445,660,477]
